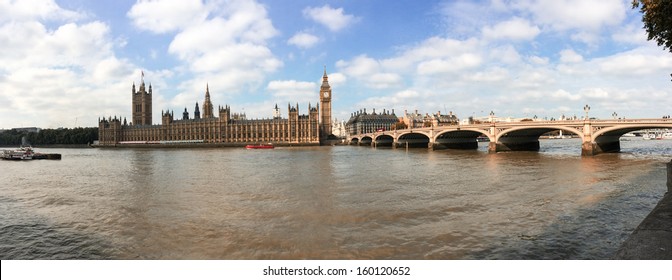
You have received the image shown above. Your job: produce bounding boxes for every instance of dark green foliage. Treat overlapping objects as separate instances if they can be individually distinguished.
[633,0,672,52]
[0,127,98,146]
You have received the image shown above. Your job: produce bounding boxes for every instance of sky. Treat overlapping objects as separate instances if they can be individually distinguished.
[1,0,671,129]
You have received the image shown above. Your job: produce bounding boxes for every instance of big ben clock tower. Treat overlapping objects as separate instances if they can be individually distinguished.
[319,67,332,140]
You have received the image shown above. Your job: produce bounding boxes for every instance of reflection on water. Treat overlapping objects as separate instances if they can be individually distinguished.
[0,138,670,259]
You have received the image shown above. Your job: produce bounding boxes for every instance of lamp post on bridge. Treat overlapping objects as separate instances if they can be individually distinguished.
[584,104,591,120]
[612,112,618,120]
[489,110,495,123]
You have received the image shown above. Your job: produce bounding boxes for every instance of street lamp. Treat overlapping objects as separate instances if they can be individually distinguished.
[612,112,618,120]
[583,104,591,120]
[489,110,495,123]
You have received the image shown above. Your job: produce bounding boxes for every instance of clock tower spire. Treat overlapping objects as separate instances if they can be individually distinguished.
[319,66,332,141]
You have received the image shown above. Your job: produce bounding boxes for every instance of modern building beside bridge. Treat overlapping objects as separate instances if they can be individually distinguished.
[348,118,672,156]
[345,108,398,135]
[98,69,334,146]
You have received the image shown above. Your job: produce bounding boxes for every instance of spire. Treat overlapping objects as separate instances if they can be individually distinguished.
[321,66,330,88]
[203,83,213,118]
[194,102,201,120]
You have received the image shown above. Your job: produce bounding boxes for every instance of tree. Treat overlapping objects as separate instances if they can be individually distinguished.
[632,0,672,53]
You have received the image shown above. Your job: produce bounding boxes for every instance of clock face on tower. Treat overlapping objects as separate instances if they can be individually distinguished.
[323,91,329,98]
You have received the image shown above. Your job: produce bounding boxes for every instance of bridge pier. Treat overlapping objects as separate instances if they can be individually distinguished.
[432,141,478,150]
[581,140,621,156]
[488,138,540,153]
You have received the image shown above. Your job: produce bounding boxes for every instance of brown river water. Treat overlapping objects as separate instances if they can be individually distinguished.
[1,138,670,259]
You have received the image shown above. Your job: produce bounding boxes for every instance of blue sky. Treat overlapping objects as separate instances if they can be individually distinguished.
[1,0,671,129]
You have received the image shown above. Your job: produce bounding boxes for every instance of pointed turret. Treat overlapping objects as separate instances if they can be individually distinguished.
[321,65,330,89]
[194,102,201,120]
[203,83,214,118]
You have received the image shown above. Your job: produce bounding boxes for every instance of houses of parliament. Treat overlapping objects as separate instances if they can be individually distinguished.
[97,70,333,146]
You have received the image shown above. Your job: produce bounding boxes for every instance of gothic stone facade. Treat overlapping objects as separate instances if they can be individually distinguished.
[98,71,332,146]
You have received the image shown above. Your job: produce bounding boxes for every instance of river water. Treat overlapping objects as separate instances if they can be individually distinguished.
[1,138,670,259]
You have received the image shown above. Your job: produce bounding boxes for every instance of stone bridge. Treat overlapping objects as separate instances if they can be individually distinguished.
[347,119,672,156]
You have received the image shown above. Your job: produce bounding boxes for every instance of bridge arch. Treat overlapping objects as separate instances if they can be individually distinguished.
[496,125,584,142]
[360,136,373,145]
[433,128,490,150]
[492,125,585,152]
[586,122,672,154]
[374,134,394,147]
[592,123,672,139]
[397,131,431,148]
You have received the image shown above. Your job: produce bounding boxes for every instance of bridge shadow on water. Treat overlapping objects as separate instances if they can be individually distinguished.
[360,140,669,259]
[463,155,666,260]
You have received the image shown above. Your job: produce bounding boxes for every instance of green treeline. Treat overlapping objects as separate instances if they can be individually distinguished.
[0,127,98,146]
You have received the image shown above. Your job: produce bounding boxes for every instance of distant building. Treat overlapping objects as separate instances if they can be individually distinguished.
[402,110,458,128]
[332,119,347,138]
[402,110,425,128]
[427,111,458,127]
[345,108,398,135]
[98,70,333,146]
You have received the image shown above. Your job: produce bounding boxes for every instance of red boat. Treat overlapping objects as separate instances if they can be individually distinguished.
[245,144,274,149]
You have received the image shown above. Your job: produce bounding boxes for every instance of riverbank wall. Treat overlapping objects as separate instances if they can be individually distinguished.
[91,142,320,148]
[614,160,672,259]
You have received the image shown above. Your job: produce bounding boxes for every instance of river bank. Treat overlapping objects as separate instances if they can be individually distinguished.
[0,144,91,148]
[614,160,672,259]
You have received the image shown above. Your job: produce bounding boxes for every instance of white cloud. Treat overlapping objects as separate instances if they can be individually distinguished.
[559,49,583,63]
[263,80,321,112]
[336,55,379,76]
[598,48,672,76]
[369,73,403,89]
[552,89,581,101]
[528,55,549,65]
[267,80,316,97]
[0,0,81,23]
[468,67,510,83]
[580,88,610,99]
[288,32,320,49]
[303,5,358,32]
[336,55,403,89]
[381,37,481,72]
[482,17,540,41]
[128,0,282,101]
[516,0,627,31]
[127,0,207,34]
[0,1,140,128]
[417,53,483,75]
[611,20,648,45]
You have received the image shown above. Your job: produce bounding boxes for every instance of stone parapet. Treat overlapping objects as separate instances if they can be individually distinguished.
[614,160,672,259]
[667,160,672,193]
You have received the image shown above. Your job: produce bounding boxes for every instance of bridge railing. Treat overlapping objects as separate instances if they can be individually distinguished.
[348,118,672,137]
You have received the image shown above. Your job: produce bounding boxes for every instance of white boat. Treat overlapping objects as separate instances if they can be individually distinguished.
[663,132,672,140]
[1,146,34,160]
